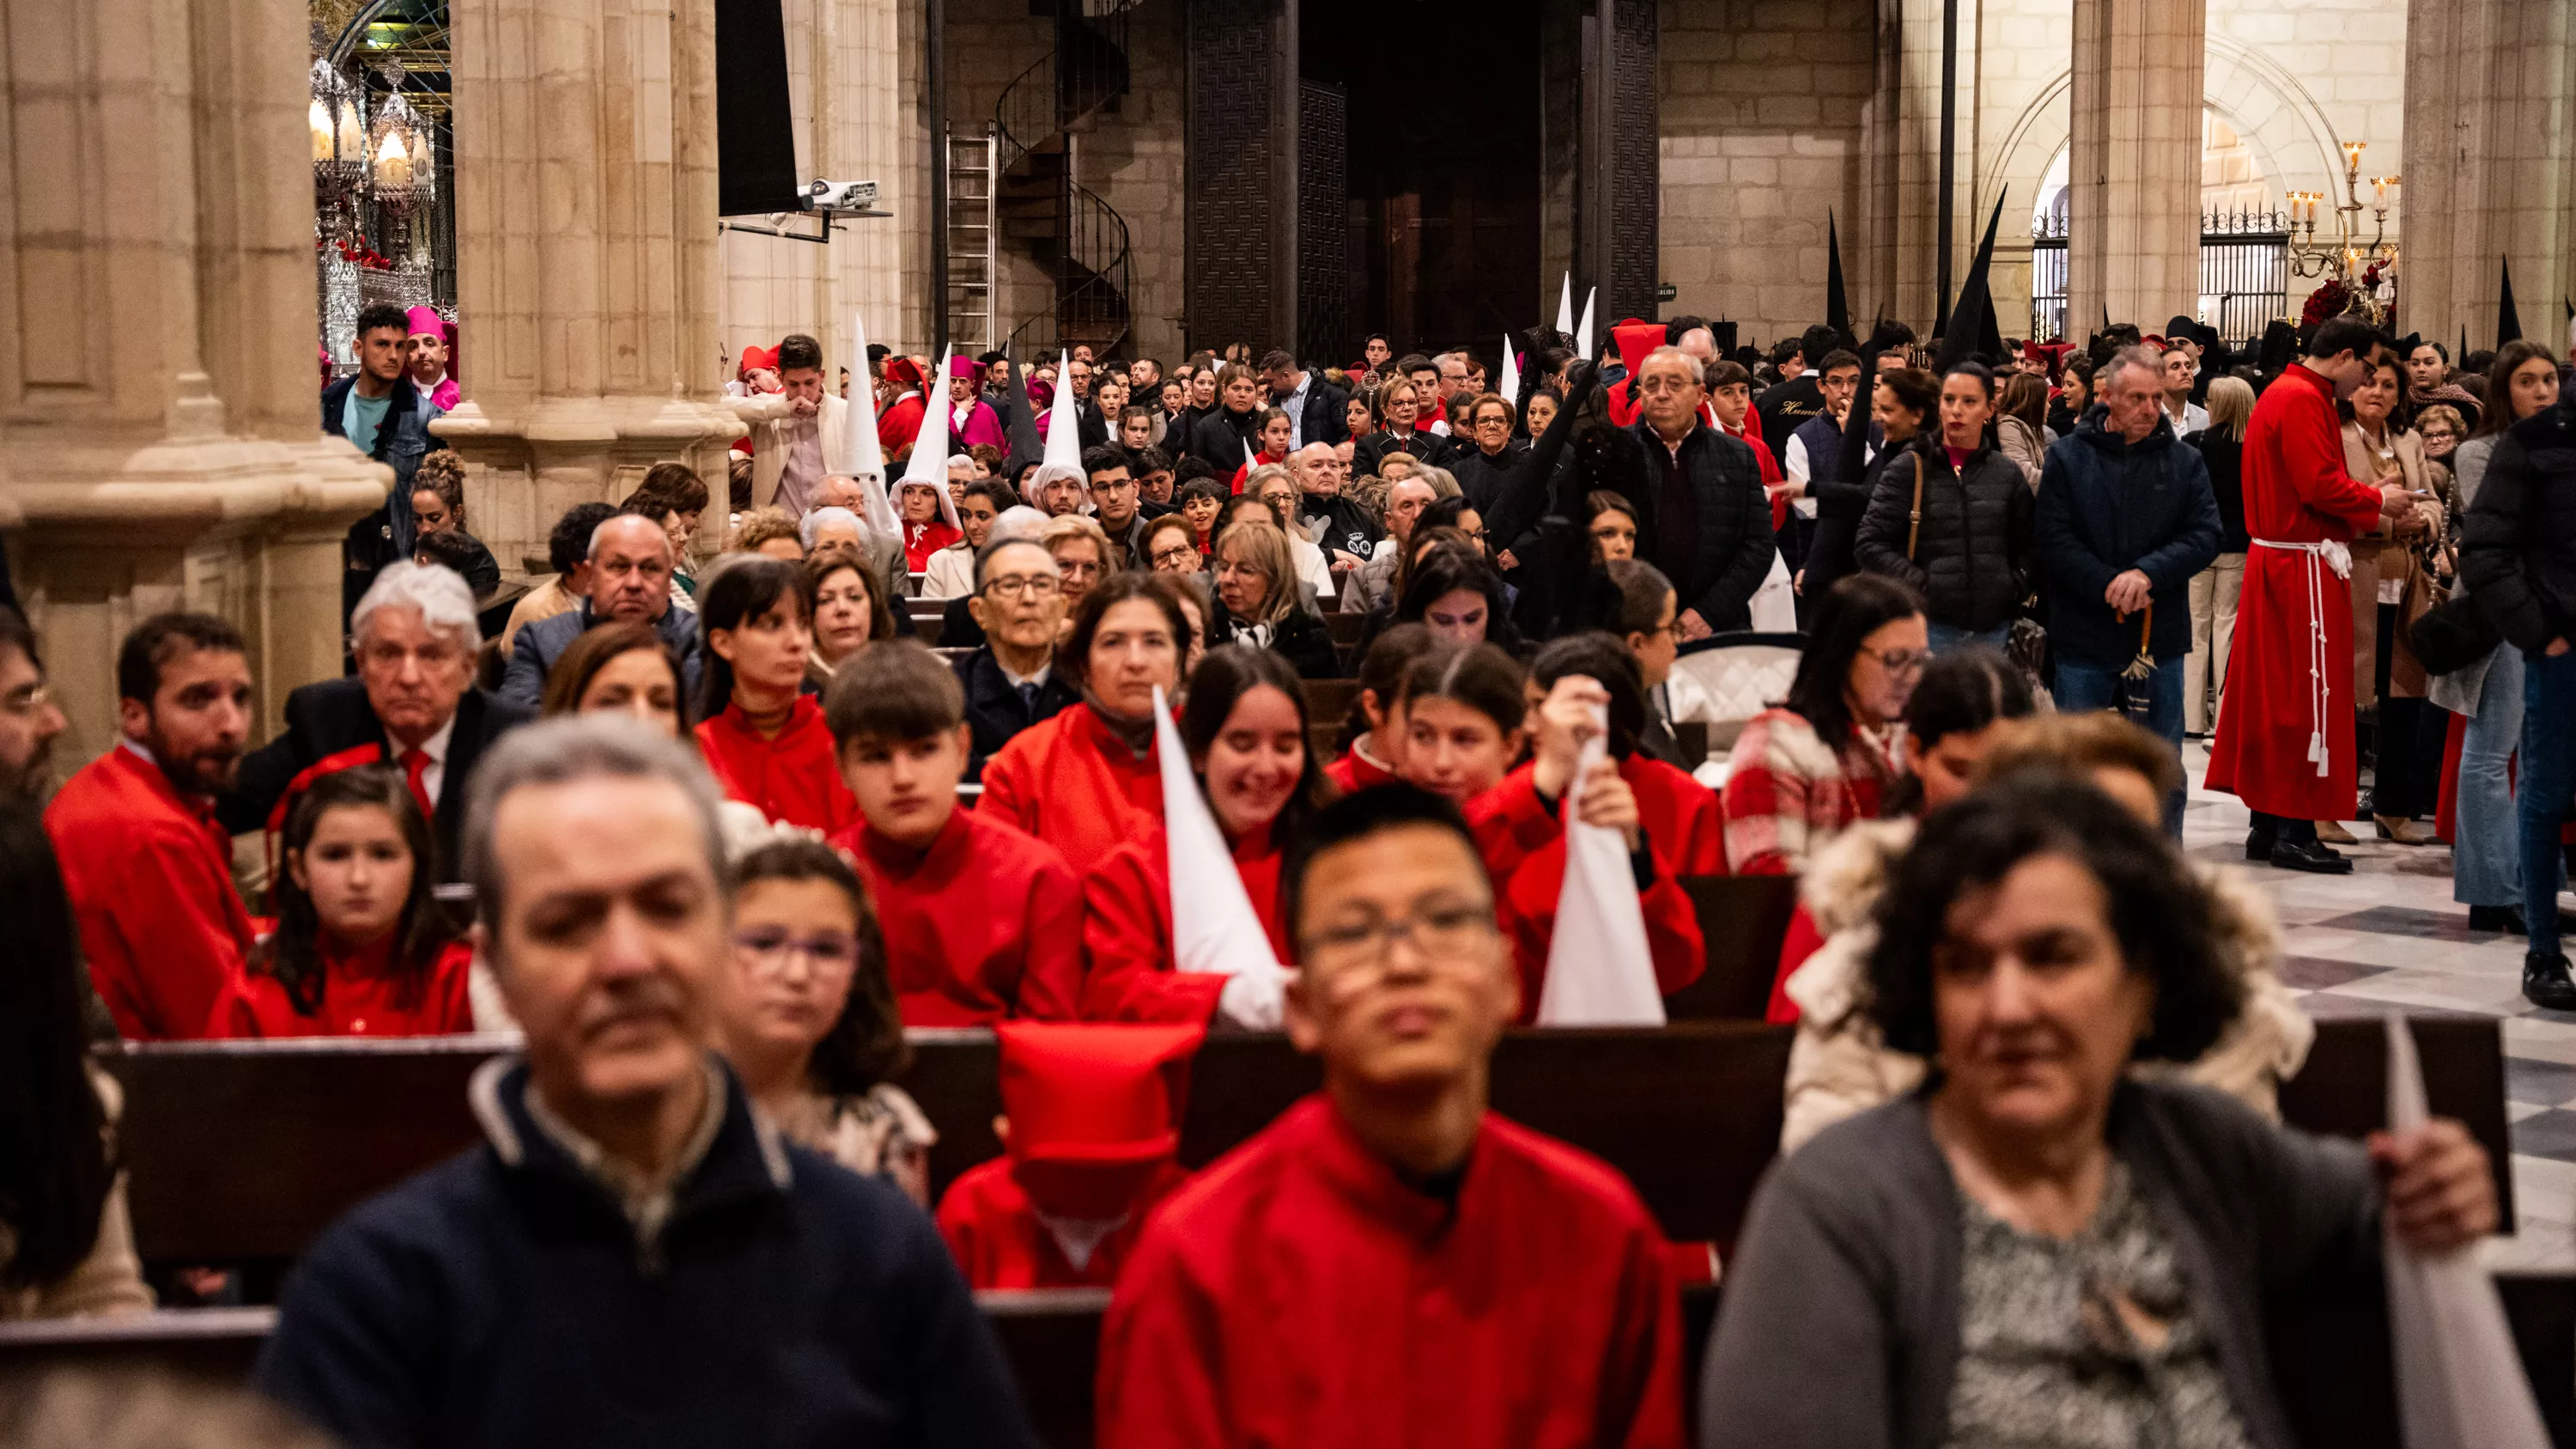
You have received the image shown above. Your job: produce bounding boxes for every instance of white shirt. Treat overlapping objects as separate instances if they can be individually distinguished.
[779,418,824,518]
[998,658,1053,693]
[1291,535,1336,600]
[1279,372,1315,448]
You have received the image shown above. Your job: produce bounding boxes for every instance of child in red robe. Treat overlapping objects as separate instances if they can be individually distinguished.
[896,478,963,572]
[1097,787,1686,1449]
[937,1021,1201,1290]
[1322,623,1434,796]
[695,556,860,834]
[820,642,1085,1024]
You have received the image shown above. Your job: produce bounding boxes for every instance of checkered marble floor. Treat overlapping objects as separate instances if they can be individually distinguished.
[2180,743,2576,1269]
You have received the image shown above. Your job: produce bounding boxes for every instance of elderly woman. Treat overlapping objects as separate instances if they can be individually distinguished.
[1209,518,1337,678]
[1703,772,2496,1449]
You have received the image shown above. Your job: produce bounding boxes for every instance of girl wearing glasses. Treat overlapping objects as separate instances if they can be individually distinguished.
[714,834,932,1207]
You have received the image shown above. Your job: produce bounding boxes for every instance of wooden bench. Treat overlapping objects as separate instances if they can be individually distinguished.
[1300,679,1361,733]
[1323,611,1364,648]
[1666,874,1801,1022]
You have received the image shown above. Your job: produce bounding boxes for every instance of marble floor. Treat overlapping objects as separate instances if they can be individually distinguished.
[2179,743,2576,1270]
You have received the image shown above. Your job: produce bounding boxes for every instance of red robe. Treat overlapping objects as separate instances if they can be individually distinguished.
[936,1157,1190,1290]
[695,697,860,835]
[902,519,963,572]
[46,744,256,1040]
[829,808,1085,1025]
[1097,1094,1686,1449]
[2204,365,2386,819]
[1080,824,1287,1023]
[1230,450,1289,494]
[204,938,477,1039]
[977,703,1164,865]
[1323,742,1397,795]
[1721,416,1791,533]
[878,391,926,463]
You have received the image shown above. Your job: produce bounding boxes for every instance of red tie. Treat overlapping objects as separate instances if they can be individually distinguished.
[398,747,434,825]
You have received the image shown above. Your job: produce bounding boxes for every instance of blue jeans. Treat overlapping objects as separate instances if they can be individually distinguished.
[2054,655,2187,839]
[2456,646,2531,908]
[1927,621,2012,654]
[2519,648,2576,955]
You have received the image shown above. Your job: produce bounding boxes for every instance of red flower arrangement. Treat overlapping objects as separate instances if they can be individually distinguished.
[2300,277,2353,327]
[316,235,398,271]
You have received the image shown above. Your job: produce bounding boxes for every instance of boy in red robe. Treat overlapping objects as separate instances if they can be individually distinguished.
[1097,785,1686,1449]
[2205,319,2415,873]
[46,614,260,1039]
[823,642,1084,1024]
[936,1021,1200,1290]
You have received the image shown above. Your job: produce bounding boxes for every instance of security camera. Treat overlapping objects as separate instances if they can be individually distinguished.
[806,179,879,213]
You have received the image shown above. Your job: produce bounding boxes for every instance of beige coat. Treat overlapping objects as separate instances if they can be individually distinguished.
[732,393,854,514]
[1,1070,154,1320]
[1778,819,2317,1153]
[2341,422,2442,703]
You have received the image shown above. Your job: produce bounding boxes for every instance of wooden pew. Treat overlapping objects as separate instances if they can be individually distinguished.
[1323,611,1364,648]
[1665,875,1801,1022]
[1301,679,1361,734]
[2279,1014,2516,1228]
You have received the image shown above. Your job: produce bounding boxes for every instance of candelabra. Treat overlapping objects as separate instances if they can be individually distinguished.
[2287,140,2399,324]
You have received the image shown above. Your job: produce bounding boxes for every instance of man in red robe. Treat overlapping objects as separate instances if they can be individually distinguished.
[46,613,258,1039]
[936,1022,1200,1290]
[2206,319,2415,873]
[1097,785,1686,1449]
[823,641,1084,1024]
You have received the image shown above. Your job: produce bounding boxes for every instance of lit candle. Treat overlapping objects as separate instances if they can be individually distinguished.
[310,100,336,162]
[375,130,410,188]
[2371,177,2388,207]
[337,103,362,161]
[2344,140,2366,173]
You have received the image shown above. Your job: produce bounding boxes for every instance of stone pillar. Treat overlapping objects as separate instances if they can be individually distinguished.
[439,0,741,563]
[2065,0,2205,337]
[0,0,387,760]
[2402,0,2576,354]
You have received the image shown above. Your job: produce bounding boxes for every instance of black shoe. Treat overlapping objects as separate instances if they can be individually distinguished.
[2245,831,2277,861]
[2270,840,2354,874]
[2524,953,2576,1012]
[2469,905,2530,934]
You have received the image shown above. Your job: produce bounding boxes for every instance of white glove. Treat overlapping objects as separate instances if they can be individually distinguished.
[1217,968,1291,1031]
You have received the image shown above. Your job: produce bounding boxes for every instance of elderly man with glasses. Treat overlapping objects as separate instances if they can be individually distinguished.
[953,537,1077,782]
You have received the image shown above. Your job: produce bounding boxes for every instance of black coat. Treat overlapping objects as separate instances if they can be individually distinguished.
[218,679,533,880]
[1801,435,1898,600]
[937,595,985,650]
[1282,375,1352,447]
[1182,406,1262,470]
[2463,399,2576,654]
[1213,599,1341,679]
[1855,437,2035,632]
[953,647,1078,782]
[2186,430,2253,553]
[1353,429,1451,478]
[1625,419,1777,634]
[2033,416,2223,667]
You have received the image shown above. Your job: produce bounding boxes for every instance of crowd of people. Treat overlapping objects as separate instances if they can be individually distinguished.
[2,287,2566,1447]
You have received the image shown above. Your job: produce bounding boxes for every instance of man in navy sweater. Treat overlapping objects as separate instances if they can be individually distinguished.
[255,715,1036,1449]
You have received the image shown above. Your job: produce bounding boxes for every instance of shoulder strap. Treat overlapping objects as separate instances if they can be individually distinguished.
[1905,453,1927,563]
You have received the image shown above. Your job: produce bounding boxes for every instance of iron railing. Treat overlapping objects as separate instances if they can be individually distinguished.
[2026,206,2290,350]
[992,0,1138,359]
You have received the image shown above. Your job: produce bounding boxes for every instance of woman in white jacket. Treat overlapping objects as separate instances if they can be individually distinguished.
[920,478,1015,600]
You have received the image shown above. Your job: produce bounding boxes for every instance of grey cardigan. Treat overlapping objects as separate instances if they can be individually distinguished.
[1698,1081,2379,1449]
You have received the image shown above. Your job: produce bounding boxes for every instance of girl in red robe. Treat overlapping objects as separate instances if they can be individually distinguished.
[695,555,860,834]
[1227,408,1295,492]
[1082,648,1327,1023]
[1323,622,1436,795]
[205,767,475,1039]
[896,478,962,572]
[979,573,1191,863]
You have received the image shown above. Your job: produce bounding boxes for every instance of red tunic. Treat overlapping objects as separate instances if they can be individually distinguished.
[46,745,256,1040]
[2205,365,2387,819]
[902,520,963,572]
[1079,825,1285,1023]
[1097,1094,1686,1449]
[936,1156,1190,1290]
[976,703,1164,865]
[1323,743,1396,795]
[1230,450,1289,494]
[695,697,860,834]
[878,392,926,464]
[829,808,1085,1025]
[204,937,477,1038]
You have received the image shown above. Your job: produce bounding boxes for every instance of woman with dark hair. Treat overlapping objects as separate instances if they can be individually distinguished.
[1327,622,1437,791]
[1585,491,1639,563]
[1210,518,1338,679]
[714,835,932,1207]
[1182,362,1266,470]
[805,542,894,689]
[1082,645,1331,1024]
[1721,574,1923,874]
[1803,366,1935,600]
[540,619,689,736]
[1992,369,2051,486]
[1704,775,2471,1448]
[694,555,857,833]
[980,570,1192,862]
[208,770,473,1038]
[1854,361,2034,653]
[0,806,150,1318]
[1395,545,1525,653]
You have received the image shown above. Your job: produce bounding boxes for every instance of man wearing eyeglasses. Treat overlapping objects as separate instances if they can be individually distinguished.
[0,607,67,807]
[222,562,534,880]
[953,538,1077,782]
[1084,447,1151,571]
[1098,784,1686,1449]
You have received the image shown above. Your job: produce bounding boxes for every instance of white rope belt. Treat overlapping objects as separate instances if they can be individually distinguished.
[2251,539,2351,778]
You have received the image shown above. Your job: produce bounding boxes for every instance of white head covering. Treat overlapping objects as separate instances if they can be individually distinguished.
[1555,273,1576,338]
[1040,348,1084,480]
[841,310,888,484]
[1576,287,1598,362]
[1536,703,1668,1026]
[1498,334,1521,409]
[1153,685,1290,1028]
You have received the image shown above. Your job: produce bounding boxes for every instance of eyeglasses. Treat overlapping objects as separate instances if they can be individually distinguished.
[1301,901,1498,973]
[732,928,860,976]
[984,573,1062,599]
[1862,646,1932,676]
[1151,545,1200,567]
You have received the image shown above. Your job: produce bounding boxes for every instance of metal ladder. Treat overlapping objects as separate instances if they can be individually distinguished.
[946,125,997,355]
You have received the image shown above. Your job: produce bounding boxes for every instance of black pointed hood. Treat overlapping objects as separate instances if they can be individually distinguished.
[1936,192,2006,372]
[1825,212,1851,342]
[999,342,1044,478]
[2499,255,2524,347]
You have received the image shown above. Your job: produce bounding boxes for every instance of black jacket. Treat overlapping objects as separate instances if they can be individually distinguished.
[2033,415,2223,667]
[219,679,533,880]
[1279,374,1352,447]
[1801,434,1898,600]
[1182,406,1262,470]
[1353,429,1451,478]
[2463,399,2576,653]
[937,595,984,650]
[1297,495,1384,568]
[1449,441,1528,513]
[324,371,444,619]
[2186,429,2254,553]
[953,647,1078,782]
[1754,374,1827,458]
[1626,419,1777,634]
[1855,437,2035,632]
[1213,600,1340,679]
[255,1058,1036,1449]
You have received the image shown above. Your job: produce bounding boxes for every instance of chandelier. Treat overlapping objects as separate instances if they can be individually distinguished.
[2287,140,2398,325]
[308,58,368,245]
[309,54,440,362]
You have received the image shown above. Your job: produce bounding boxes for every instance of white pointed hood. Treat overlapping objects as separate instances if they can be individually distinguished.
[1498,334,1521,410]
[1154,685,1284,981]
[1556,273,1576,338]
[1040,347,1085,478]
[841,310,889,484]
[1576,288,1598,362]
[1537,709,1668,1026]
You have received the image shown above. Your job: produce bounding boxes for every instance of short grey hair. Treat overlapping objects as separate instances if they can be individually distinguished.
[799,506,865,550]
[988,504,1050,546]
[462,714,727,941]
[590,511,674,562]
[975,533,1056,590]
[1244,463,1292,496]
[2099,345,2167,394]
[1414,466,1461,501]
[1639,344,1706,387]
[351,561,481,654]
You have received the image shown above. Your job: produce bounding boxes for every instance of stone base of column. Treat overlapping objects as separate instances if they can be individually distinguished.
[434,398,744,578]
[0,433,389,762]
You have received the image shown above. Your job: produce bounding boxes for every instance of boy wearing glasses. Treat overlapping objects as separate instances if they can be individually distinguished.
[1097,786,1686,1449]
[951,538,1077,781]
[824,641,1082,1025]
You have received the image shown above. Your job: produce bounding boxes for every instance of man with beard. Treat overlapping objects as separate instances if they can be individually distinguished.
[46,613,258,1038]
[0,608,68,805]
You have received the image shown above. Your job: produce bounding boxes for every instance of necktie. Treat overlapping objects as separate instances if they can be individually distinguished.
[398,747,434,825]
[1017,682,1040,718]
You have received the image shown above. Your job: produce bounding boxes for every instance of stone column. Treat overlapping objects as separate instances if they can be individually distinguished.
[0,0,387,759]
[2065,0,2205,336]
[438,0,741,564]
[2402,0,2576,354]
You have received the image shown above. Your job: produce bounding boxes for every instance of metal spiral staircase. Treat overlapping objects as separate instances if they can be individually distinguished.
[989,0,1138,359]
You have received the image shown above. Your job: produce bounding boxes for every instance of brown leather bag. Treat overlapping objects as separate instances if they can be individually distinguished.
[1904,453,1928,562]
